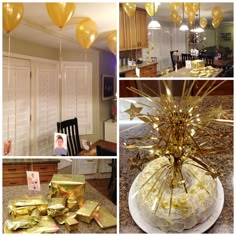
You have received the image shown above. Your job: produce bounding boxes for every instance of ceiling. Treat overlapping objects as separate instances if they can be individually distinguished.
[4,2,117,52]
[136,2,233,22]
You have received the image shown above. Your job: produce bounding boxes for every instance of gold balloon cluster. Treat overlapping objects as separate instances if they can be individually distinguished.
[124,81,233,214]
[3,2,116,53]
[212,7,223,29]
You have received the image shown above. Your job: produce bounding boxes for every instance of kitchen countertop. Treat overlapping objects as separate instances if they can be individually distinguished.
[3,159,60,164]
[3,183,117,233]
[119,61,158,74]
[119,95,233,233]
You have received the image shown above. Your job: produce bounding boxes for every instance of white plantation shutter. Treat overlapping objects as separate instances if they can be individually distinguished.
[3,57,31,156]
[35,62,59,155]
[62,62,93,135]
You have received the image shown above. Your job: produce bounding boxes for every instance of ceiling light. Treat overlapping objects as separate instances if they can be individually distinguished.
[148,18,161,30]
[191,27,204,33]
[179,3,189,31]
[179,24,189,31]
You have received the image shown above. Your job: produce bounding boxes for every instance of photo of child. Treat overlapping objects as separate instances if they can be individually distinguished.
[54,133,68,156]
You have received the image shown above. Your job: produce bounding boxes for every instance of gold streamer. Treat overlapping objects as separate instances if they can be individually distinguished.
[124,80,233,215]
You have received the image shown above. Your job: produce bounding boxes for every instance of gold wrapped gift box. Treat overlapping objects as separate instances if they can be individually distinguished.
[76,200,100,223]
[191,59,205,69]
[49,174,86,210]
[8,196,48,217]
[94,207,117,229]
[65,218,79,232]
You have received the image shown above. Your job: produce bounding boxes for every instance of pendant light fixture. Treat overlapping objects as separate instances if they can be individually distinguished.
[179,3,189,31]
[148,2,161,30]
[191,3,204,33]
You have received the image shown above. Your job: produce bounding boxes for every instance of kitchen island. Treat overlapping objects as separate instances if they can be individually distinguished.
[3,182,117,233]
[120,61,158,77]
[119,95,233,233]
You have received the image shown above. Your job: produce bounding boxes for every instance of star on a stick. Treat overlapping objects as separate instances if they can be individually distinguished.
[125,103,143,120]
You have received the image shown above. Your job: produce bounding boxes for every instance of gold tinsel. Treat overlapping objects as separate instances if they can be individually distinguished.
[123,80,233,215]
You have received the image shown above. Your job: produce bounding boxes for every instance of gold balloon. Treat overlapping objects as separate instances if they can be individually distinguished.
[200,17,208,28]
[192,3,200,13]
[175,15,183,26]
[184,3,193,14]
[212,18,222,29]
[3,3,24,33]
[122,3,136,17]
[170,10,179,21]
[107,30,117,55]
[76,18,98,49]
[169,2,181,11]
[187,10,195,22]
[212,7,222,19]
[145,3,158,17]
[46,2,76,29]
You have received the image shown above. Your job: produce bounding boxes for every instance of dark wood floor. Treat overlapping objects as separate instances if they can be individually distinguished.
[87,178,114,203]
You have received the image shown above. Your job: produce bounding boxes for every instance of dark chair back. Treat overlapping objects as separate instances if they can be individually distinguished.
[96,145,116,156]
[170,50,179,71]
[57,117,82,156]
[181,53,192,67]
[199,55,214,66]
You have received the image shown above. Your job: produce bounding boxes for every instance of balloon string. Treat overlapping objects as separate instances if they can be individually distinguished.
[134,12,138,61]
[84,49,88,141]
[59,30,62,132]
[7,33,11,142]
[129,16,132,60]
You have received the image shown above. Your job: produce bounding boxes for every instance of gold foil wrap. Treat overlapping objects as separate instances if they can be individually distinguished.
[4,216,59,234]
[76,200,100,224]
[5,215,39,230]
[65,218,79,232]
[49,174,85,209]
[8,197,48,216]
[12,196,48,207]
[54,212,77,225]
[47,197,68,217]
[94,207,117,229]
[191,59,205,69]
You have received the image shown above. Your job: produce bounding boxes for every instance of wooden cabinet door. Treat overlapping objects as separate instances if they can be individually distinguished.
[119,8,126,51]
[136,10,148,49]
[119,8,148,51]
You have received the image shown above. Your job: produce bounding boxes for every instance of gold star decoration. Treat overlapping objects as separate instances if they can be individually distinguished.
[124,103,143,120]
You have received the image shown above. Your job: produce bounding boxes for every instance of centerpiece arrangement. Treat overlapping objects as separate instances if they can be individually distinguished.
[124,80,232,232]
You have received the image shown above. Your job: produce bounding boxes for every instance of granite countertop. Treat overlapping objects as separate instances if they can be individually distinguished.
[119,61,158,74]
[3,183,117,234]
[3,159,60,164]
[119,95,233,233]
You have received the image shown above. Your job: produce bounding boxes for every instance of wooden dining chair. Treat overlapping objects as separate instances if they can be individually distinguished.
[199,55,214,66]
[108,159,117,204]
[96,145,117,156]
[57,117,82,156]
[170,50,179,71]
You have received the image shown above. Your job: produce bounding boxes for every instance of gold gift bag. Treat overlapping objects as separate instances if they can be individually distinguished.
[49,174,86,210]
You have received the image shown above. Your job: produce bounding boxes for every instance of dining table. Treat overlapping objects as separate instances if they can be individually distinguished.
[3,182,117,233]
[160,67,223,78]
[78,140,117,156]
[213,59,233,68]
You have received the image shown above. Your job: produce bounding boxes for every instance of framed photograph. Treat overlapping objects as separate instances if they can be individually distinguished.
[220,32,231,41]
[102,74,115,101]
[54,132,68,156]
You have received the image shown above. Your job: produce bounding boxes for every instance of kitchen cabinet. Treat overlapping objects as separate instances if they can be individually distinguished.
[119,7,148,51]
[124,63,158,78]
[104,119,117,143]
[192,80,233,96]
[3,160,59,186]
